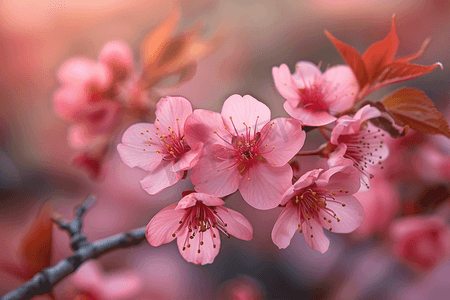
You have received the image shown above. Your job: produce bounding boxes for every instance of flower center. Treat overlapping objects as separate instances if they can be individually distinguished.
[172,201,229,254]
[298,83,329,111]
[154,119,191,160]
[212,116,273,179]
[291,187,348,234]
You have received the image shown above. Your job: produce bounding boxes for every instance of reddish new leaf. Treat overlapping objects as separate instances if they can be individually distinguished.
[381,88,450,138]
[18,202,54,280]
[324,30,369,89]
[365,61,443,96]
[326,15,441,100]
[139,6,224,90]
[362,15,399,80]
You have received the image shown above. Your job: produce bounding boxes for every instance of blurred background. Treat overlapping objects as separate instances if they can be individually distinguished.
[1,0,450,299]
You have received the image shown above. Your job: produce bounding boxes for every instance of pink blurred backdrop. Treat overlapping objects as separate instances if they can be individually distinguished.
[1,0,450,299]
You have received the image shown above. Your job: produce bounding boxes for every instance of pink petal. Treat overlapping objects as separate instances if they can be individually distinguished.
[272,64,300,102]
[327,143,349,167]
[117,123,163,172]
[53,86,90,121]
[303,219,330,253]
[283,102,336,126]
[320,195,364,233]
[322,65,359,114]
[184,109,231,147]
[57,58,96,85]
[67,124,93,149]
[215,206,253,241]
[190,152,240,197]
[291,61,322,89]
[177,227,221,265]
[221,94,271,139]
[146,203,185,247]
[316,163,361,195]
[239,163,292,210]
[280,169,322,205]
[271,202,300,249]
[140,162,184,195]
[330,117,354,145]
[259,118,305,166]
[193,193,226,206]
[353,104,382,123]
[98,40,133,82]
[154,96,193,136]
[176,193,224,209]
[172,141,203,172]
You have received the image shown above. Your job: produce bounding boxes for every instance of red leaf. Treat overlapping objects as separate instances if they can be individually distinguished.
[324,30,369,89]
[381,88,450,138]
[362,15,399,80]
[18,202,54,280]
[364,61,443,97]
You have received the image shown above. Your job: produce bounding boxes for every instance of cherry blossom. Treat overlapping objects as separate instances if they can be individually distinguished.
[146,192,253,265]
[271,162,363,253]
[272,61,358,126]
[117,96,202,194]
[390,215,450,271]
[54,41,133,148]
[185,94,306,210]
[328,104,389,189]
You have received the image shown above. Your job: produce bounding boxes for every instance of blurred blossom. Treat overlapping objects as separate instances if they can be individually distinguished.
[352,174,400,240]
[63,261,143,300]
[414,144,450,183]
[390,215,450,271]
[396,258,450,300]
[215,274,266,300]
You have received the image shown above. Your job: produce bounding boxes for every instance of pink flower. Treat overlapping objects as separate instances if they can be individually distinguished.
[185,94,306,210]
[272,61,358,126]
[71,261,143,300]
[271,162,364,253]
[146,192,253,265]
[117,96,202,194]
[328,104,389,189]
[390,215,450,271]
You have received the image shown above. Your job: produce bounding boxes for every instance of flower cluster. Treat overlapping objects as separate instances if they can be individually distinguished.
[53,14,449,267]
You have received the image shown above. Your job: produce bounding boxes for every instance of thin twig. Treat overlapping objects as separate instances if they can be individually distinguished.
[1,196,147,300]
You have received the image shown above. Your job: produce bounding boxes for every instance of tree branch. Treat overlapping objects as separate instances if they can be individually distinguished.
[1,196,147,300]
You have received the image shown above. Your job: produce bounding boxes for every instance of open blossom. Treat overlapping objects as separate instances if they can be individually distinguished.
[271,161,364,253]
[272,61,358,126]
[185,94,305,210]
[117,96,202,194]
[328,104,389,189]
[390,215,450,271]
[146,192,253,265]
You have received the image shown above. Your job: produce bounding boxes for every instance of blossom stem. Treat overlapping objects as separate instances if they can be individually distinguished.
[295,148,323,157]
